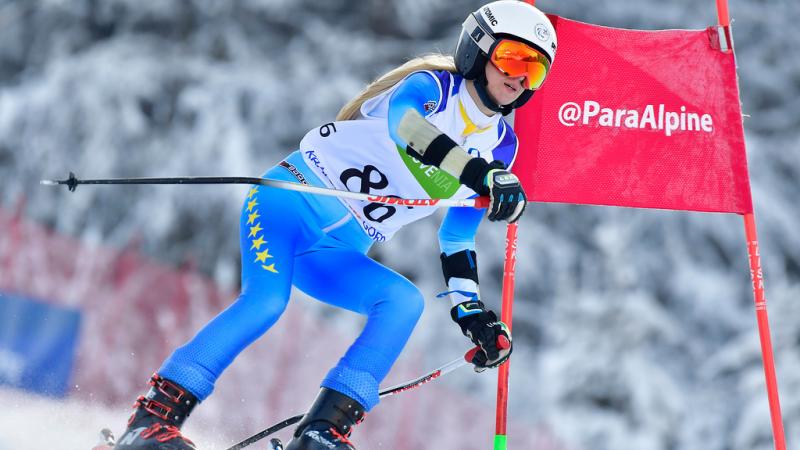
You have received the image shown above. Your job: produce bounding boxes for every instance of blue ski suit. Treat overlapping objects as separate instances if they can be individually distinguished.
[159,70,519,411]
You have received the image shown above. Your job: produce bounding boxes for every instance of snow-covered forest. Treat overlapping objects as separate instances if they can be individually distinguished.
[1,0,798,449]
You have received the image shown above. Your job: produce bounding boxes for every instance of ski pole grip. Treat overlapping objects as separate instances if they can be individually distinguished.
[465,346,481,363]
[473,196,490,209]
[464,337,509,364]
[497,335,511,350]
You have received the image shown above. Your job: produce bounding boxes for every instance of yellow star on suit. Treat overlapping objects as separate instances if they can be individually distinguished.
[250,236,266,250]
[249,223,263,238]
[255,249,273,264]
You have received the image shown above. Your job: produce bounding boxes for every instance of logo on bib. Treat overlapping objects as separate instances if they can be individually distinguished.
[397,145,460,199]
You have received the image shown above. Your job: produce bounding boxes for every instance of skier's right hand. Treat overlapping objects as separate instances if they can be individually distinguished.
[486,169,528,223]
[481,161,527,223]
[451,300,513,372]
[459,158,527,223]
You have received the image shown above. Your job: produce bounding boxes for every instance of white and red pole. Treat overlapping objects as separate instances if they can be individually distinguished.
[743,213,786,450]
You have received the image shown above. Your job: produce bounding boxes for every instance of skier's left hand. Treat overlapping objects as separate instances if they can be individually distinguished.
[451,300,513,372]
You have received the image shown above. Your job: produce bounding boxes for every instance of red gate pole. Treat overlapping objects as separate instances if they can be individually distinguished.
[494,222,519,450]
[494,4,538,447]
[743,213,786,450]
[493,3,538,449]
[716,0,787,446]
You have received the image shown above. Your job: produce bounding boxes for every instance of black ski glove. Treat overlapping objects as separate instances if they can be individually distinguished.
[451,300,512,372]
[484,166,527,223]
[460,159,527,223]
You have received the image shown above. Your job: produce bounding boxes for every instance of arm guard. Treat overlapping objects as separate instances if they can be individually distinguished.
[397,109,499,195]
[440,249,480,306]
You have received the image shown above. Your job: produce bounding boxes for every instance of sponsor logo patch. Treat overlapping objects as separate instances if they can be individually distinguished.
[483,7,498,26]
[279,160,309,185]
[535,23,551,42]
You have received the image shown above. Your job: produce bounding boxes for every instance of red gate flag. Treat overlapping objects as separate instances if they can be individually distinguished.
[513,16,753,214]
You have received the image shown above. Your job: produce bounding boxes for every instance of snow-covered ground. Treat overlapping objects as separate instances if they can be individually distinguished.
[0,386,229,450]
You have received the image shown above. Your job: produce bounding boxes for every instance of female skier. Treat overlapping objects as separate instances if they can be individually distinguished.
[116,1,557,449]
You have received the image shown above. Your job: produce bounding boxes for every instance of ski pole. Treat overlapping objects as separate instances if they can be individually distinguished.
[40,172,490,209]
[378,349,473,398]
[225,349,477,450]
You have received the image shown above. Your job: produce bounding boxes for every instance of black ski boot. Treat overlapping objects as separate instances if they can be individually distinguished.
[115,373,199,450]
[285,388,366,450]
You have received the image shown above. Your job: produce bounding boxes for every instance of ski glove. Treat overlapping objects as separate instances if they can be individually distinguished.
[485,165,527,223]
[451,300,512,372]
[460,159,527,223]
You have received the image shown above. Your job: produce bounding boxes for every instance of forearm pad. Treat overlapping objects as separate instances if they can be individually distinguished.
[398,109,480,180]
[397,108,457,164]
[396,109,508,196]
[440,249,479,285]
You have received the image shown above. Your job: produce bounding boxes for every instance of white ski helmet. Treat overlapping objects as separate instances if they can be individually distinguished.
[455,1,557,113]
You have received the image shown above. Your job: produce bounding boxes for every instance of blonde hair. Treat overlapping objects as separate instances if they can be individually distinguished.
[336,53,457,121]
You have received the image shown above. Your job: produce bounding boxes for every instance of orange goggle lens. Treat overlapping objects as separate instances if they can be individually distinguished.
[490,40,551,90]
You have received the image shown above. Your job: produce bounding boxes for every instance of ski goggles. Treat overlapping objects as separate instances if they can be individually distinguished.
[489,39,551,90]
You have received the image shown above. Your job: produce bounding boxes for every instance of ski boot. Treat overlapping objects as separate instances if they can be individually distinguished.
[285,388,366,450]
[115,373,198,450]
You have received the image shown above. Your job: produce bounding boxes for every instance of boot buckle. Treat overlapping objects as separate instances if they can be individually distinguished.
[157,378,187,403]
[149,373,187,403]
[142,398,173,421]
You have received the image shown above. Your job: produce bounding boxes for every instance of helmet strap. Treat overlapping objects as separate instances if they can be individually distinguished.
[474,74,513,116]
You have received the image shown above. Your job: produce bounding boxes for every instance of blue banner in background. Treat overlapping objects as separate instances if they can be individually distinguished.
[0,293,82,397]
